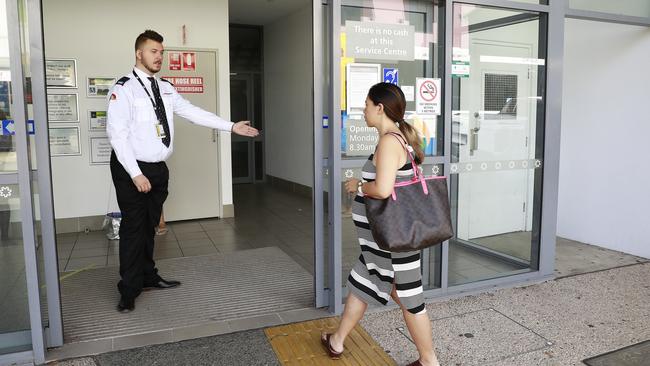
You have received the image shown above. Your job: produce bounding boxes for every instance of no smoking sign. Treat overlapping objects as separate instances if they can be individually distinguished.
[419,80,437,101]
[416,78,441,115]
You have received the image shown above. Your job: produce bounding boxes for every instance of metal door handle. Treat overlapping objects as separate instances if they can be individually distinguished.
[470,112,481,155]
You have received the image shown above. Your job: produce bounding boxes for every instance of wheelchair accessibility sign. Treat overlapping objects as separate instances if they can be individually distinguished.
[383,68,398,85]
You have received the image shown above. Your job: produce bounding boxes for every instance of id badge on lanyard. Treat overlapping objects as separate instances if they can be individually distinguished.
[133,71,168,140]
[155,122,167,138]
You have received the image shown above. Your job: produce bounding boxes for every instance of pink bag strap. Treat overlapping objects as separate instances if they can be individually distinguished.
[385,132,420,180]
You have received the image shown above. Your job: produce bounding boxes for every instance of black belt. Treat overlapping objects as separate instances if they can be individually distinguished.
[111,150,164,166]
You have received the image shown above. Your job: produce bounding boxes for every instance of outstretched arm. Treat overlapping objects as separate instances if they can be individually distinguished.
[172,89,259,137]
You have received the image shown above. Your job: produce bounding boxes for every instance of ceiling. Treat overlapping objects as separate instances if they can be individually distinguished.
[228,0,311,26]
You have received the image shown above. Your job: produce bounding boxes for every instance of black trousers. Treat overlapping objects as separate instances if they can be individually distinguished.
[110,151,169,299]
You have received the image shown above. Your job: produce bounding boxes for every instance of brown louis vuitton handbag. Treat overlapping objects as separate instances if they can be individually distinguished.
[364,133,453,252]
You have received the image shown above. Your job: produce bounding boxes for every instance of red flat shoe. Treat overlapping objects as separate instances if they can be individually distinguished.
[407,361,424,366]
[320,333,343,359]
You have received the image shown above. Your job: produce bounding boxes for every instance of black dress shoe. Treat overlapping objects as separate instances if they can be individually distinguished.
[117,297,135,313]
[143,278,181,290]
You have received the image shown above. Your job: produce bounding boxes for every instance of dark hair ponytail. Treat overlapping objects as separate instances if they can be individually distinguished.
[367,82,424,164]
[397,120,424,165]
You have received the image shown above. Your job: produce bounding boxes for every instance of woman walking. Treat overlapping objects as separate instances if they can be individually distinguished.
[322,83,440,366]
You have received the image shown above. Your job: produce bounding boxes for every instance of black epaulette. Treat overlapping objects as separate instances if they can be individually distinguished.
[160,78,174,86]
[116,76,130,86]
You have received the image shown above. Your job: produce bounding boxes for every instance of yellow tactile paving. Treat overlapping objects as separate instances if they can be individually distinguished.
[264,317,397,366]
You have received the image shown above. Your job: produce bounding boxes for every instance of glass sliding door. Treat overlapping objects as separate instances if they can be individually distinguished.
[1,0,60,362]
[0,0,32,356]
[326,0,446,311]
[0,0,44,360]
[448,3,547,286]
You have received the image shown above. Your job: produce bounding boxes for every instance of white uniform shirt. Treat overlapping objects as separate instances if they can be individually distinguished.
[106,66,233,178]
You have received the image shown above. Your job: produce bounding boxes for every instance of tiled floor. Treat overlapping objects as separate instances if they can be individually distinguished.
[58,184,315,274]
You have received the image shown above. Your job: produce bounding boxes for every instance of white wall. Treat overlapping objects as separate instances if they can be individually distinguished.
[569,0,650,17]
[558,19,650,258]
[264,6,313,188]
[42,0,233,219]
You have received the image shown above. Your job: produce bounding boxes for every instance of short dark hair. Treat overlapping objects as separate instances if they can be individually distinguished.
[135,30,164,51]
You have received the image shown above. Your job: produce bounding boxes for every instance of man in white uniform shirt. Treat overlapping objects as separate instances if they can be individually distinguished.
[107,30,258,312]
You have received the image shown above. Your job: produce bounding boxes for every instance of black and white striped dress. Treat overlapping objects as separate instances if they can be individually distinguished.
[347,146,426,315]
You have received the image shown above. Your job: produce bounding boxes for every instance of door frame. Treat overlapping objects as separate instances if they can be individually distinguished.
[4,0,61,363]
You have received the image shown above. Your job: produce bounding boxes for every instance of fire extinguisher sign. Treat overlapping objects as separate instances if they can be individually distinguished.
[182,52,196,71]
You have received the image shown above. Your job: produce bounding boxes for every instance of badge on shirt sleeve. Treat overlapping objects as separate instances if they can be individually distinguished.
[110,93,117,101]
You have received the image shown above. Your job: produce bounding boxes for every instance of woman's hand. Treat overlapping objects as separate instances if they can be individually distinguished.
[344,178,360,194]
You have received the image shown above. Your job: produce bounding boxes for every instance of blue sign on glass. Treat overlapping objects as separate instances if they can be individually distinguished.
[383,68,399,85]
[1,120,36,135]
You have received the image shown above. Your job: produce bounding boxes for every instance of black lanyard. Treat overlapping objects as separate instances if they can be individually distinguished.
[132,71,162,119]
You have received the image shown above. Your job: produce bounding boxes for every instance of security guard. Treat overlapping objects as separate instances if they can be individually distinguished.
[107,30,258,313]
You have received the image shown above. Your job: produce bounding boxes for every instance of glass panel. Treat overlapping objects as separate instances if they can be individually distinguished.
[254,141,263,181]
[340,1,445,159]
[0,184,31,355]
[340,166,362,282]
[230,77,251,182]
[338,0,445,293]
[422,164,443,289]
[253,73,263,131]
[449,4,546,286]
[0,0,40,354]
[569,0,650,17]
[231,141,249,179]
[0,0,17,173]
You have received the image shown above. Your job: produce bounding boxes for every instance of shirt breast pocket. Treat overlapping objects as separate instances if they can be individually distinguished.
[133,98,155,123]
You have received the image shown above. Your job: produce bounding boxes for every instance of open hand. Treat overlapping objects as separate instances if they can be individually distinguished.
[232,121,259,137]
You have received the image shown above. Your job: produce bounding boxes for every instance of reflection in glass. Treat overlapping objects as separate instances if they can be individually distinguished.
[449,4,546,286]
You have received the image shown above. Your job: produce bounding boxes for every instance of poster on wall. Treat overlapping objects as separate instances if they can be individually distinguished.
[346,63,380,116]
[88,110,107,131]
[168,52,182,70]
[47,94,79,122]
[45,59,77,88]
[90,137,111,164]
[182,52,196,71]
[415,78,441,115]
[49,126,81,156]
[402,85,415,102]
[161,76,204,94]
[87,77,116,98]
